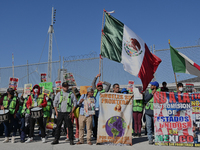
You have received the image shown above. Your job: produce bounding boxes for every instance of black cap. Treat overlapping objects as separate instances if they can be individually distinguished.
[62,82,69,87]
[7,88,15,96]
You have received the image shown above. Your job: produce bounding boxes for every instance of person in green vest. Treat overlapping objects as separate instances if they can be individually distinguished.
[25,84,47,143]
[66,87,81,141]
[51,82,77,145]
[92,73,111,139]
[39,94,53,138]
[16,92,27,143]
[0,88,19,143]
[144,81,160,145]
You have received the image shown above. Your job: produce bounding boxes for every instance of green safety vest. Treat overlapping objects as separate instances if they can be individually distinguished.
[145,88,161,110]
[25,94,45,115]
[58,91,72,112]
[93,89,105,97]
[3,96,17,115]
[133,100,143,112]
[43,100,52,118]
[21,98,29,114]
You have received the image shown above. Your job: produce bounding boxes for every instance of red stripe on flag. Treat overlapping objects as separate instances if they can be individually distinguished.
[138,44,162,92]
[194,63,200,71]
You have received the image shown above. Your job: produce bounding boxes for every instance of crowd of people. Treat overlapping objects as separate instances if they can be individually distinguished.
[0,73,196,145]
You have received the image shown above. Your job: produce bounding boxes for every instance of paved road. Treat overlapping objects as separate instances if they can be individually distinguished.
[0,132,199,150]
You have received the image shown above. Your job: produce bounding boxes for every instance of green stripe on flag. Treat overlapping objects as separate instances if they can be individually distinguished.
[170,45,186,73]
[100,13,124,63]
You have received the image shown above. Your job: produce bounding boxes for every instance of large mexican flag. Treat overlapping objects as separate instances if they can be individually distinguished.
[170,45,200,77]
[101,12,162,91]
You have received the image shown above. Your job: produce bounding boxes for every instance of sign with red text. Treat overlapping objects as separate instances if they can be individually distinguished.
[97,93,133,145]
[23,84,32,98]
[41,73,47,82]
[63,72,76,86]
[9,77,19,90]
[55,81,62,90]
[154,92,200,147]
[127,80,134,94]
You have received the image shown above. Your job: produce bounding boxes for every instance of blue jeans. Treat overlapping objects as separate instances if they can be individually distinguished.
[3,114,18,137]
[145,114,154,141]
[16,113,25,140]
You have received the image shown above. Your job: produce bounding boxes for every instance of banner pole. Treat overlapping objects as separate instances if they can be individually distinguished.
[169,39,178,91]
[99,9,105,81]
[174,72,178,91]
[12,53,14,78]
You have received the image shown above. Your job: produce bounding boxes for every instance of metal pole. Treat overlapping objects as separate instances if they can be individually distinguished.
[62,56,64,69]
[12,53,14,78]
[102,58,103,81]
[47,7,54,82]
[27,60,29,83]
[99,9,105,81]
[58,56,61,80]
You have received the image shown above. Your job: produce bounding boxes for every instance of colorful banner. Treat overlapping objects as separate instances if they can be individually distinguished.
[63,72,76,86]
[97,93,132,145]
[39,82,53,92]
[41,73,47,82]
[9,77,19,90]
[23,84,32,98]
[127,81,134,94]
[84,97,95,116]
[55,80,62,90]
[154,92,200,147]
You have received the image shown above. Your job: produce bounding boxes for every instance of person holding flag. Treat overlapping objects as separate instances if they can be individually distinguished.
[92,73,111,139]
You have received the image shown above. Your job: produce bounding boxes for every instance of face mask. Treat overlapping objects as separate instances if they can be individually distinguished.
[34,88,38,93]
[46,97,49,100]
[179,87,183,92]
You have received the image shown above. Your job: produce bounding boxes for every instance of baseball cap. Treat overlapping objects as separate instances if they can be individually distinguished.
[150,81,159,88]
[97,82,103,87]
[62,82,69,87]
[121,88,128,94]
[87,87,93,92]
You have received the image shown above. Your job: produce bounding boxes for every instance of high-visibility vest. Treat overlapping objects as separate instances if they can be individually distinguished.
[145,88,161,110]
[58,91,72,112]
[21,98,28,114]
[3,96,17,114]
[93,89,105,97]
[133,100,143,112]
[27,94,45,115]
[43,100,52,118]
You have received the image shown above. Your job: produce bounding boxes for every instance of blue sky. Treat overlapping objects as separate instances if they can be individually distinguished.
[1,0,200,87]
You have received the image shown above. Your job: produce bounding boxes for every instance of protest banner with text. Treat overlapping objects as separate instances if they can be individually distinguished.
[97,93,132,145]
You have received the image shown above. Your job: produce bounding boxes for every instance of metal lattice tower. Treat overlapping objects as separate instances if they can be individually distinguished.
[47,7,56,82]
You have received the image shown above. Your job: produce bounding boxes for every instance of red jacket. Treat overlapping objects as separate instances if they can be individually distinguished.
[26,84,47,108]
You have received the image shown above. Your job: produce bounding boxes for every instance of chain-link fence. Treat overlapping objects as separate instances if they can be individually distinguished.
[0,60,60,88]
[63,45,200,87]
[1,44,199,89]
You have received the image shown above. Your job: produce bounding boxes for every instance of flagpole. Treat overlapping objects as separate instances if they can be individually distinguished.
[12,53,14,78]
[99,9,105,81]
[169,39,178,91]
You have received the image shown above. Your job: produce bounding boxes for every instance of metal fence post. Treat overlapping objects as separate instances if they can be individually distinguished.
[27,60,29,83]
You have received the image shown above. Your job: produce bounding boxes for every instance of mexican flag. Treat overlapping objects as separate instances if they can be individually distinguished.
[170,45,200,77]
[101,12,162,91]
